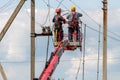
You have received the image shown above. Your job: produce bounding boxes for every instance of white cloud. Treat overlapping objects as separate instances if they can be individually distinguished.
[117,8,120,12]
[65,58,80,75]
[64,46,116,79]
[108,8,120,28]
[0,13,31,66]
[4,63,30,80]
[6,43,26,61]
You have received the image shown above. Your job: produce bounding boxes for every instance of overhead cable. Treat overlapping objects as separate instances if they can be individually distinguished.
[69,0,101,26]
[82,22,120,42]
[57,0,65,8]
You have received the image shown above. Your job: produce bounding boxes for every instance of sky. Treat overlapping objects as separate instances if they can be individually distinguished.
[0,0,120,80]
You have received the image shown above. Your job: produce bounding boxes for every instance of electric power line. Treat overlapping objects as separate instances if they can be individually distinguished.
[56,0,65,8]
[0,0,17,13]
[81,22,120,42]
[69,0,120,42]
[69,0,101,26]
[56,0,69,11]
[1,56,120,63]
[42,0,55,9]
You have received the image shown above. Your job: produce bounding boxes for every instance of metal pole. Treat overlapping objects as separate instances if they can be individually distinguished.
[82,24,86,80]
[102,0,107,80]
[31,0,35,80]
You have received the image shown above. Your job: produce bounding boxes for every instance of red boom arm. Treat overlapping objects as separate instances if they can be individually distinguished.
[39,40,68,80]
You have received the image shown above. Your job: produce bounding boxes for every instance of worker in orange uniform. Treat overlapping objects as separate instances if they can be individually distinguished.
[53,8,66,42]
[67,6,82,42]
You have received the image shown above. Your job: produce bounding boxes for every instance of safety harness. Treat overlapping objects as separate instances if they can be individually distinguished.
[54,15,64,42]
[71,12,79,29]
[54,15,63,30]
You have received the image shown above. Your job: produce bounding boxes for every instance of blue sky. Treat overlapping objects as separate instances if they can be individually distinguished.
[0,0,120,80]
